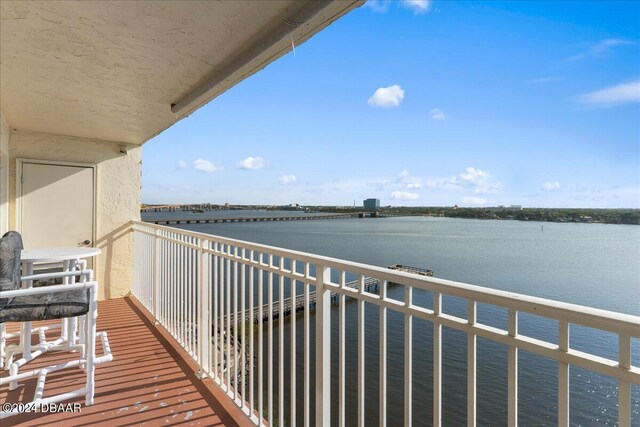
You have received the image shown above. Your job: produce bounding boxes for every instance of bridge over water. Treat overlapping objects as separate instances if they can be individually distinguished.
[143,213,359,225]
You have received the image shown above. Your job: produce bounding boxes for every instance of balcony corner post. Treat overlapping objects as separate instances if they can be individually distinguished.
[198,238,211,378]
[153,228,161,319]
[315,264,331,427]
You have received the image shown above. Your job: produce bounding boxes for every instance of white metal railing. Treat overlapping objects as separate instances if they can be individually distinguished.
[131,220,640,427]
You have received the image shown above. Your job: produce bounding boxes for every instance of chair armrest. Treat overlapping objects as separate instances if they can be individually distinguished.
[0,281,97,298]
[22,269,94,282]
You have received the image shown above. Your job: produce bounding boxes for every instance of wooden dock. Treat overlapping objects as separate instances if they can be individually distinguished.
[220,265,433,327]
[388,264,433,277]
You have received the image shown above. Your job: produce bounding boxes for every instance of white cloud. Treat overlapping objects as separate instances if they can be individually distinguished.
[368,167,500,195]
[403,0,432,13]
[298,167,499,206]
[366,169,424,191]
[579,80,640,108]
[450,167,500,194]
[456,167,489,184]
[542,181,561,191]
[368,85,405,108]
[278,175,297,185]
[461,196,488,205]
[567,39,635,62]
[237,156,269,170]
[176,160,188,170]
[366,0,431,14]
[365,0,392,13]
[391,191,420,200]
[429,107,446,120]
[398,169,423,189]
[193,159,223,173]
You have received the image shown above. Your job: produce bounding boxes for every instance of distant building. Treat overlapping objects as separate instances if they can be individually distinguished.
[363,198,380,210]
[510,204,523,210]
[281,203,302,211]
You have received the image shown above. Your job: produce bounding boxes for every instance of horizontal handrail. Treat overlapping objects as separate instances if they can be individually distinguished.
[0,281,97,298]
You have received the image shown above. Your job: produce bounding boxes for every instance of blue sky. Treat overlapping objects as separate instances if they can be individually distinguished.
[143,0,640,208]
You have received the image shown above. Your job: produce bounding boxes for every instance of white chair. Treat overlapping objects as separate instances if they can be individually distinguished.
[0,231,112,418]
[1,265,94,375]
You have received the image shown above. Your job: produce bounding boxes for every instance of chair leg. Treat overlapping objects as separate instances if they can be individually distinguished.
[85,289,97,406]
[9,362,18,390]
[4,348,14,372]
[79,315,86,368]
[0,323,5,369]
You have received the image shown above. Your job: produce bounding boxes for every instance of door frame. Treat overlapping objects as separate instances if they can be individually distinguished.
[15,158,97,253]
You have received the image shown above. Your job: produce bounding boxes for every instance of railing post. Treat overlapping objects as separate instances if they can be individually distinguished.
[198,238,211,378]
[433,292,442,427]
[153,228,161,319]
[467,300,477,427]
[558,321,569,427]
[404,285,413,427]
[618,334,631,427]
[507,309,518,427]
[315,265,331,427]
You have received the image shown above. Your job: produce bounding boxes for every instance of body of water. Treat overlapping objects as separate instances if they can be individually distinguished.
[145,212,640,426]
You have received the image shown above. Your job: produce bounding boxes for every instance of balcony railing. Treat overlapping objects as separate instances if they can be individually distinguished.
[131,220,639,427]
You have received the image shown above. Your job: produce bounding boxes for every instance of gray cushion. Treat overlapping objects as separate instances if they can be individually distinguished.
[0,231,23,310]
[0,230,89,323]
[0,289,89,323]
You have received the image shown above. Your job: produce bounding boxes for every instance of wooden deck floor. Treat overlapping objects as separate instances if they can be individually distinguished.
[1,297,253,426]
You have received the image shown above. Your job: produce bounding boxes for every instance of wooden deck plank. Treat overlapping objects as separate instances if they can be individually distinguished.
[1,297,253,426]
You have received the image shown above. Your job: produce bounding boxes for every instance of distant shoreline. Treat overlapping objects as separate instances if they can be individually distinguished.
[303,206,640,225]
[141,204,640,225]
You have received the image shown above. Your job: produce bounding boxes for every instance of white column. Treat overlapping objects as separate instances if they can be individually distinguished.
[404,286,413,427]
[433,292,442,427]
[467,300,477,427]
[507,309,518,427]
[315,265,331,427]
[198,239,210,376]
[153,229,160,318]
[558,321,569,427]
[618,334,631,427]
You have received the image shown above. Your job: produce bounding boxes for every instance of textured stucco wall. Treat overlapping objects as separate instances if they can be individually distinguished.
[1,1,363,145]
[0,111,9,235]
[8,130,141,300]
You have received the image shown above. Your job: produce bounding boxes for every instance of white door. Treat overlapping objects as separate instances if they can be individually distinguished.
[20,161,95,249]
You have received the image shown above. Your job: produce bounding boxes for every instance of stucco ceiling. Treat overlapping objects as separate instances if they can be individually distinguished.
[0,1,361,145]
